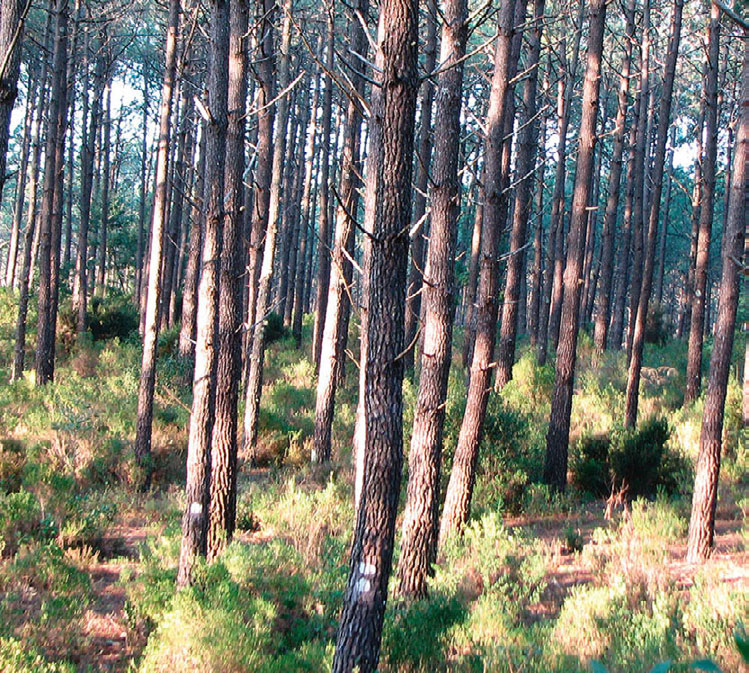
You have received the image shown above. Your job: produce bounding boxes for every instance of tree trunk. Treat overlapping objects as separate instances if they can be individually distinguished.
[178,0,230,587]
[311,13,336,368]
[438,0,519,543]
[135,73,150,304]
[528,98,547,347]
[687,31,746,562]
[34,0,69,386]
[5,60,35,288]
[312,0,368,464]
[207,0,247,561]
[403,0,437,375]
[684,1,720,407]
[293,69,321,347]
[462,181,483,369]
[242,0,292,460]
[495,0,545,389]
[331,0,418,665]
[95,80,112,297]
[592,0,632,353]
[543,0,606,490]
[133,0,180,488]
[0,0,28,209]
[624,0,684,428]
[243,0,275,378]
[397,0,469,599]
[10,11,50,382]
[179,125,205,359]
[626,0,651,358]
[654,134,675,308]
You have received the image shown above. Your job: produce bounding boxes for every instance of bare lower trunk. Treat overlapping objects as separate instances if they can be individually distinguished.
[438,0,519,543]
[207,0,247,560]
[687,32,746,562]
[397,0,469,599]
[624,0,684,428]
[331,0,418,665]
[543,0,606,491]
[133,0,180,488]
[35,0,70,386]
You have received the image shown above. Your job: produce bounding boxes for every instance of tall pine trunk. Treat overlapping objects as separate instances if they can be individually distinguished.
[543,0,606,490]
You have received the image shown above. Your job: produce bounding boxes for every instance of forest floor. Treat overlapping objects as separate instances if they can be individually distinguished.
[63,477,748,673]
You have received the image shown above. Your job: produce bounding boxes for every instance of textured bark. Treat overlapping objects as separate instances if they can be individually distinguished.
[397,0,469,599]
[654,136,675,308]
[403,0,437,375]
[74,41,105,333]
[34,0,69,386]
[684,2,720,407]
[543,0,606,490]
[687,33,746,562]
[311,13,335,368]
[178,0,230,587]
[528,102,546,347]
[207,0,247,561]
[624,0,684,428]
[96,81,112,296]
[678,96,707,339]
[10,13,50,382]
[495,0,545,389]
[312,0,368,464]
[178,126,205,359]
[609,101,639,350]
[0,0,27,209]
[243,0,275,376]
[626,1,650,357]
[133,0,180,489]
[243,0,292,459]
[593,0,636,352]
[292,70,321,347]
[438,0,518,543]
[331,0,418,665]
[461,182,482,369]
[5,61,34,288]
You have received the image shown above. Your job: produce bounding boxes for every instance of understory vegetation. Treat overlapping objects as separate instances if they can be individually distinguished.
[0,290,745,672]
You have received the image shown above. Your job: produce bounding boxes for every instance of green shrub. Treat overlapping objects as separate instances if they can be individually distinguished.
[0,637,74,673]
[265,312,288,345]
[87,294,139,341]
[383,595,466,670]
[0,439,25,493]
[0,490,44,554]
[572,419,690,499]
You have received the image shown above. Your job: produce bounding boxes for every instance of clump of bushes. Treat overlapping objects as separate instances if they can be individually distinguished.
[573,418,691,498]
[87,294,139,341]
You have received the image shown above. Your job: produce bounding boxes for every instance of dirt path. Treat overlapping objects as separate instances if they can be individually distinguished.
[77,520,150,672]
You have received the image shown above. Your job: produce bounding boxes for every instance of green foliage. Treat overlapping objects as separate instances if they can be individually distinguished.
[0,637,75,673]
[572,418,691,498]
[382,595,466,670]
[87,293,139,341]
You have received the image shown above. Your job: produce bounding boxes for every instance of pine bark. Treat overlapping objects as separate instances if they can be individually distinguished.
[34,0,70,386]
[403,0,437,374]
[397,0,469,598]
[242,0,292,459]
[438,0,519,543]
[133,0,180,488]
[312,0,368,464]
[543,0,606,490]
[495,0,546,389]
[687,31,746,562]
[312,12,336,368]
[207,0,247,560]
[593,3,634,351]
[178,0,230,586]
[624,0,684,428]
[331,0,418,664]
[684,1,720,406]
[0,0,27,208]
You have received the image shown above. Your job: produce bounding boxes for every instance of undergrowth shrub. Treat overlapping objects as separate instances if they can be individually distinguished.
[87,294,139,341]
[572,418,690,498]
[0,637,75,673]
